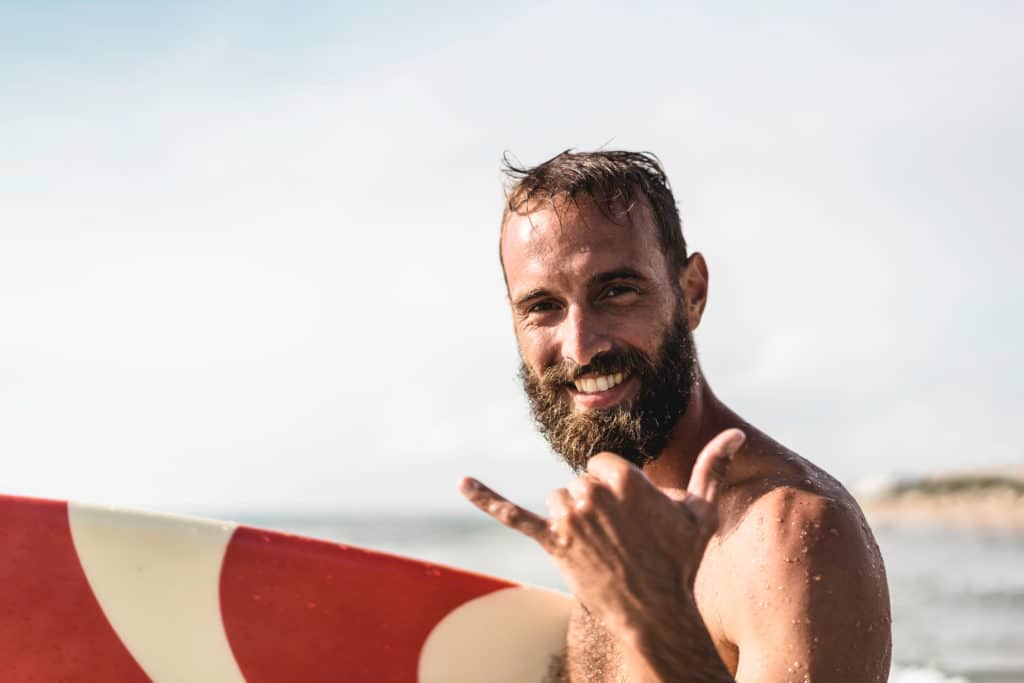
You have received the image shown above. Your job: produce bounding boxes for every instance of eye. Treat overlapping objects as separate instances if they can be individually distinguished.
[601,284,639,302]
[528,300,560,314]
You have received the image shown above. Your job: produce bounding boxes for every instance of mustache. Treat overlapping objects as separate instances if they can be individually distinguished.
[538,347,652,387]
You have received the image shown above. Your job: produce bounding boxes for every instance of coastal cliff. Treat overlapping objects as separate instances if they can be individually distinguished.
[856,465,1024,532]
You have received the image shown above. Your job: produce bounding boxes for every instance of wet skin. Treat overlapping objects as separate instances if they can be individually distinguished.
[461,198,892,682]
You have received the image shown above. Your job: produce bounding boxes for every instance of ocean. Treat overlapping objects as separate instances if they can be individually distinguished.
[238,513,1024,683]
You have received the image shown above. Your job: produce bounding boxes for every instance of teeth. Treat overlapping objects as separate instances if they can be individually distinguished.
[573,372,627,395]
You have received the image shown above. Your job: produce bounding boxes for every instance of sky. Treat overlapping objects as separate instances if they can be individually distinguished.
[2,1,1021,516]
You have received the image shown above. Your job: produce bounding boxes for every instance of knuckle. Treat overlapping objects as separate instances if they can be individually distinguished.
[573,478,598,501]
[494,502,518,525]
[504,506,523,525]
[605,468,628,493]
[708,453,730,479]
[615,465,643,495]
[585,480,615,506]
[563,509,585,533]
[546,488,572,516]
[572,494,595,514]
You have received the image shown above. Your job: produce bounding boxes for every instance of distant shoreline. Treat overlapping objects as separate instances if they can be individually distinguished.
[857,465,1024,532]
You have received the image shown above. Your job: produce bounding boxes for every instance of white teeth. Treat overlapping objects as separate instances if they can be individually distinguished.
[573,373,627,395]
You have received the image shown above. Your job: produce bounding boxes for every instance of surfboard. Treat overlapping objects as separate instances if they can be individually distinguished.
[0,493,572,682]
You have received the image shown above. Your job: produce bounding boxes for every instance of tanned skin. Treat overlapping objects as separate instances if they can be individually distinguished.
[460,197,892,682]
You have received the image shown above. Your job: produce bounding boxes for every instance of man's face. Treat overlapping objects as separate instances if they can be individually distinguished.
[501,197,698,471]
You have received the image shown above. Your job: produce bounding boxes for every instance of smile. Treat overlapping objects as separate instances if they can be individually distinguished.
[573,372,627,394]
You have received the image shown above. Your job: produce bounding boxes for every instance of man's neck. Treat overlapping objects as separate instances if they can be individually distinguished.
[641,369,738,490]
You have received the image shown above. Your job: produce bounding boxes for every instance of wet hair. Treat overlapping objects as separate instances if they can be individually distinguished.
[500,149,687,274]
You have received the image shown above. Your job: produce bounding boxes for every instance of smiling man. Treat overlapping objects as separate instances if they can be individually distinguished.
[460,150,892,682]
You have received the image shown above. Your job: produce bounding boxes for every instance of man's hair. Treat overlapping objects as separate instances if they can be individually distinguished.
[500,149,687,274]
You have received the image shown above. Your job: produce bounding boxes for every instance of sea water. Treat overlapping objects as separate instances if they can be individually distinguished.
[237,513,1024,683]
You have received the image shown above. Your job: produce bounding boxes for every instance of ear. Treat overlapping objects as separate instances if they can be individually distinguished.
[679,253,709,331]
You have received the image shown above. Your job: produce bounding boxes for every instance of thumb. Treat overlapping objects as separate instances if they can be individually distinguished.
[687,428,745,505]
[660,429,746,506]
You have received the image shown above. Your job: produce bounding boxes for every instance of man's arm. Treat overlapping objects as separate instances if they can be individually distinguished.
[615,591,734,682]
[720,485,892,682]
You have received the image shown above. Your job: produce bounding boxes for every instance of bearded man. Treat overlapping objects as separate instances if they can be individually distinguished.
[459,150,892,682]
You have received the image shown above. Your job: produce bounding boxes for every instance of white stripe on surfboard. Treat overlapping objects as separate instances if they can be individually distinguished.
[68,503,246,683]
[418,585,573,683]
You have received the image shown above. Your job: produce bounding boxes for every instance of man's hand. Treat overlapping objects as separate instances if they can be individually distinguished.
[459,429,745,637]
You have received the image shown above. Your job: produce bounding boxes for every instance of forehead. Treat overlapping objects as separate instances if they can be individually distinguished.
[501,198,667,293]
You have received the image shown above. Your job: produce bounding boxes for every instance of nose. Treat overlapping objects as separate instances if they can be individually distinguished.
[558,304,612,369]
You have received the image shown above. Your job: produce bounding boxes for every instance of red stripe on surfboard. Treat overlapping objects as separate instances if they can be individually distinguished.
[221,526,514,682]
[0,496,151,681]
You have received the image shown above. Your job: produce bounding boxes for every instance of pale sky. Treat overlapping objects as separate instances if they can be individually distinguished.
[2,1,1021,515]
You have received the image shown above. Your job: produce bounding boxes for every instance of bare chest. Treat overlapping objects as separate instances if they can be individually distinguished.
[561,605,626,683]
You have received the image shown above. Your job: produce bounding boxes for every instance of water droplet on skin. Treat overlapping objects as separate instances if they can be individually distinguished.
[812,574,822,581]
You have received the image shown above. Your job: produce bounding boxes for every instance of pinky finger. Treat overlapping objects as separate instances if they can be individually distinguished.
[459,477,552,548]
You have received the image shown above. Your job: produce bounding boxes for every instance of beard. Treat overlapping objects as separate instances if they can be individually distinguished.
[519,303,698,472]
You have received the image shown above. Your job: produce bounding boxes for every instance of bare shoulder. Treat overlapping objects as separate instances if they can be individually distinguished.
[697,437,892,680]
[725,455,873,563]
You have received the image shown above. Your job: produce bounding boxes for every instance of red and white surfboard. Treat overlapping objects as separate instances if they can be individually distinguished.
[0,493,571,682]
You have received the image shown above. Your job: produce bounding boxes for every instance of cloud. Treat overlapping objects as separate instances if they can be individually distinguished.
[1,1,1021,510]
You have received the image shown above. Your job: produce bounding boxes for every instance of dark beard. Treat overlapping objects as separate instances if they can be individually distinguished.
[519,306,697,472]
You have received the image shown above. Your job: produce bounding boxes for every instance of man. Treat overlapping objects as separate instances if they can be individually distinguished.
[459,150,892,682]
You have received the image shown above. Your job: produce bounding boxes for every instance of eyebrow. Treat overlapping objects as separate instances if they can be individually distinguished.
[513,288,551,308]
[512,268,649,308]
[589,268,648,286]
